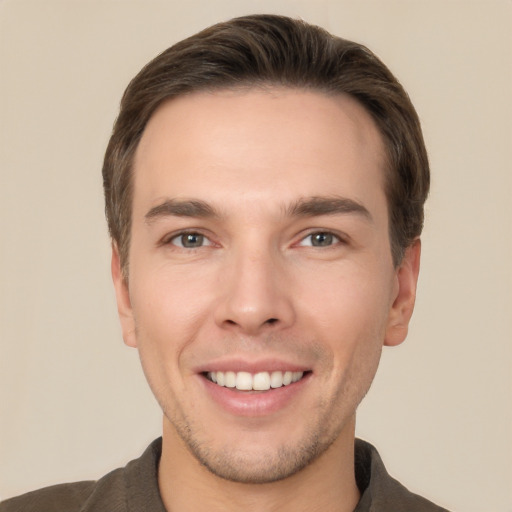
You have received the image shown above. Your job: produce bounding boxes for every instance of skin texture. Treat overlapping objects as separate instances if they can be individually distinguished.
[111,88,420,512]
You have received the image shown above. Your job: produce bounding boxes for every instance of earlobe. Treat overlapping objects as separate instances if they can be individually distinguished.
[111,244,137,348]
[384,239,421,347]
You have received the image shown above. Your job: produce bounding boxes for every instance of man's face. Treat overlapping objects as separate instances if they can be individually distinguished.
[112,88,419,483]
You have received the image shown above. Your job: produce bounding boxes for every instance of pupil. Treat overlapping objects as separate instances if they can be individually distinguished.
[183,234,202,247]
[312,233,332,246]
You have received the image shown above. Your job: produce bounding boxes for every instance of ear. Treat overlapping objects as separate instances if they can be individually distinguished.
[111,243,137,348]
[384,239,421,347]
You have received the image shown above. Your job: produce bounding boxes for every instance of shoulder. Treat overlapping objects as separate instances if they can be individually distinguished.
[355,439,451,512]
[0,465,130,512]
[0,481,96,512]
[0,439,163,512]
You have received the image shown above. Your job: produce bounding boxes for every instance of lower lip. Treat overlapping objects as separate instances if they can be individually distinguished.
[200,373,311,417]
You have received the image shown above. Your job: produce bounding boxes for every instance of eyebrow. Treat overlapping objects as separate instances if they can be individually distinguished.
[286,196,372,221]
[144,195,372,224]
[145,199,218,223]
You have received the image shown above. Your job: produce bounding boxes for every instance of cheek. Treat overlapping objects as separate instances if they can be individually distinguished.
[128,263,215,358]
[300,263,393,357]
[127,270,213,408]
[307,263,391,317]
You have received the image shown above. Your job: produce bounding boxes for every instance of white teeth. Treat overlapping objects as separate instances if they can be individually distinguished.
[236,372,252,390]
[270,371,283,388]
[253,372,271,391]
[207,370,304,391]
[292,371,302,383]
[225,371,236,388]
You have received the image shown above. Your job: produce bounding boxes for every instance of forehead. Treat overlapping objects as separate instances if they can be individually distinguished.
[133,87,387,215]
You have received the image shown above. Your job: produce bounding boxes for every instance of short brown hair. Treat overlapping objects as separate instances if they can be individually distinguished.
[103,14,429,275]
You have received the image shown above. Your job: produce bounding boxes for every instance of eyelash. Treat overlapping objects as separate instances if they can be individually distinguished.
[162,230,346,252]
[162,230,214,249]
[297,231,344,248]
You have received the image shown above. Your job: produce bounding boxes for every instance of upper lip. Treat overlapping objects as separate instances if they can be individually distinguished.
[194,357,311,374]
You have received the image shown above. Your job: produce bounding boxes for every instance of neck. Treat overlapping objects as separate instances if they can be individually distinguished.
[158,417,360,512]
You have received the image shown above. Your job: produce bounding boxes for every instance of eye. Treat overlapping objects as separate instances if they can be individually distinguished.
[299,231,340,247]
[169,232,212,248]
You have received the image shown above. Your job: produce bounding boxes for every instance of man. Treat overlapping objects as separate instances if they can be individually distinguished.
[0,14,450,512]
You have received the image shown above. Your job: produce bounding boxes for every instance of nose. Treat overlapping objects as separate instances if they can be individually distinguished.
[214,245,295,336]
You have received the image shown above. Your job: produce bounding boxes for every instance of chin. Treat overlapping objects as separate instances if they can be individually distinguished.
[165,405,351,484]
[184,432,328,484]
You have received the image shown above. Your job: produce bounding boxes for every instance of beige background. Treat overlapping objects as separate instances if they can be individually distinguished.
[1,1,511,510]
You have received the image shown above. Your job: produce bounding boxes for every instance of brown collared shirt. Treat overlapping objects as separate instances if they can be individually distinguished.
[0,438,450,511]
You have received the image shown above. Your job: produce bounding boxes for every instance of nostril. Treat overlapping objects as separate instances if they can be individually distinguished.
[221,317,281,333]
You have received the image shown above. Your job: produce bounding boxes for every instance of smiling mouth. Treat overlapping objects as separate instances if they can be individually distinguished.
[204,370,309,391]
